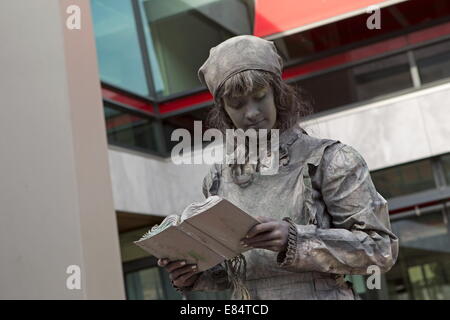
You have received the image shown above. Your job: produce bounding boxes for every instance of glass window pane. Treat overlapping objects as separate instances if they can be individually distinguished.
[125,268,166,300]
[441,153,450,185]
[296,53,413,114]
[371,159,436,199]
[120,227,153,262]
[91,0,149,96]
[104,105,158,153]
[138,0,252,97]
[297,68,357,113]
[385,210,450,300]
[415,39,450,85]
[163,107,211,153]
[352,54,412,101]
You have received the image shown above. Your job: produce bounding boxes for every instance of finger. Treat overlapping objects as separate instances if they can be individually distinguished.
[171,264,198,281]
[165,260,187,272]
[245,221,276,238]
[248,239,284,249]
[256,216,276,223]
[157,258,169,267]
[173,272,201,288]
[174,267,199,283]
[243,231,277,245]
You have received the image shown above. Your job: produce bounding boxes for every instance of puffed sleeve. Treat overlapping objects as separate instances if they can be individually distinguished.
[277,144,399,275]
[180,164,231,293]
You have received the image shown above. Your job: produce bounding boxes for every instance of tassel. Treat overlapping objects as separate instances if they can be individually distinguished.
[225,254,251,300]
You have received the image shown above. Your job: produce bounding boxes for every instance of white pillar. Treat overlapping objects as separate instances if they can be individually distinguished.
[0,0,125,299]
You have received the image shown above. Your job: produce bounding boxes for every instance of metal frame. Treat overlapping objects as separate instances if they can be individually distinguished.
[131,0,158,104]
[431,156,448,188]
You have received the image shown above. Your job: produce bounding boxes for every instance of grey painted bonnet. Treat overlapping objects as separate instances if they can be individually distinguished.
[197,35,283,98]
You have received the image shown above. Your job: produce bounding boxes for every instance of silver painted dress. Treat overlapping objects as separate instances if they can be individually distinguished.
[185,126,399,300]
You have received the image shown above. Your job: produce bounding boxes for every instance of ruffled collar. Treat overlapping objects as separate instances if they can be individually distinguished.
[227,125,305,187]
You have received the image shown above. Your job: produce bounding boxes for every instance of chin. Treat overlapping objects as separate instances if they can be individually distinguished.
[246,120,271,130]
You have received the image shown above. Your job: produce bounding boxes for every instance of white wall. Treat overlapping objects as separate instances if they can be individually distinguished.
[108,146,209,217]
[0,0,124,299]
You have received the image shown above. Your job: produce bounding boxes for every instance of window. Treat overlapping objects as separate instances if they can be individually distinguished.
[104,105,159,153]
[163,107,212,153]
[296,68,357,114]
[138,0,252,97]
[386,209,450,300]
[126,267,167,300]
[296,53,413,114]
[91,0,149,96]
[441,153,450,185]
[415,39,450,85]
[120,227,153,263]
[371,159,436,199]
[351,208,450,300]
[352,53,412,101]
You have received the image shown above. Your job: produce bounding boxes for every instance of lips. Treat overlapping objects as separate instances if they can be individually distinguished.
[247,119,265,128]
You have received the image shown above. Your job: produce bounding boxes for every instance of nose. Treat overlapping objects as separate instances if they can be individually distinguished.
[244,102,262,123]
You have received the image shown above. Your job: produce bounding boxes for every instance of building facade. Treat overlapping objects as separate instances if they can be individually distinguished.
[91,0,450,300]
[2,0,449,300]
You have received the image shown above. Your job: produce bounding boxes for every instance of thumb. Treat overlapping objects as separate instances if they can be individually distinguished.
[256,216,273,223]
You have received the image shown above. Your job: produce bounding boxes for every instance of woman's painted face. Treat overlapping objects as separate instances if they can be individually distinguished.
[223,85,277,131]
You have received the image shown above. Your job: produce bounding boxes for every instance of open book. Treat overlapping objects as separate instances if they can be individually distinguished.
[134,196,260,272]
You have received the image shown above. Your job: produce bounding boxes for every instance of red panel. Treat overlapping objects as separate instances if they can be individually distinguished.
[254,0,402,38]
[282,36,408,80]
[106,114,143,130]
[389,198,450,215]
[101,87,155,114]
[158,91,213,115]
[407,22,450,45]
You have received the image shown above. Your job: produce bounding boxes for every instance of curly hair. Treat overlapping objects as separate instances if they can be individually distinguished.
[205,70,313,133]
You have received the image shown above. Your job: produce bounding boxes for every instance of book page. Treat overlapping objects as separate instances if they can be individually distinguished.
[177,221,236,259]
[136,214,180,241]
[134,225,224,272]
[185,198,260,254]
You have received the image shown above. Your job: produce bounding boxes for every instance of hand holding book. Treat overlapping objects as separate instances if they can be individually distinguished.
[134,196,260,272]
[157,258,201,289]
[240,216,290,252]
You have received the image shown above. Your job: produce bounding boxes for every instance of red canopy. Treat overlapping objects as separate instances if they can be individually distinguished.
[254,0,408,39]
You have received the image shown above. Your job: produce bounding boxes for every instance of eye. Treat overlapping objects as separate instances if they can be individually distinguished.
[254,91,267,100]
[226,97,244,109]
